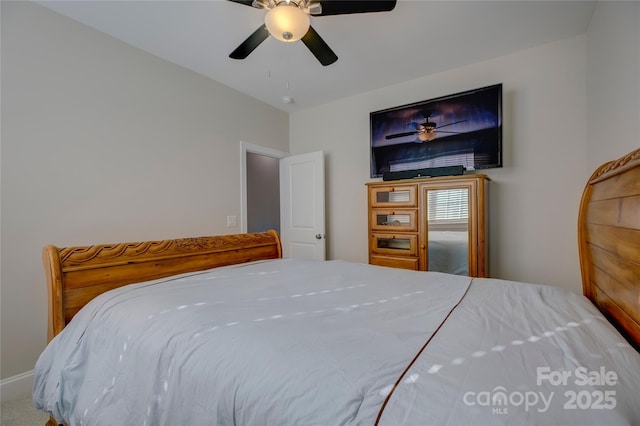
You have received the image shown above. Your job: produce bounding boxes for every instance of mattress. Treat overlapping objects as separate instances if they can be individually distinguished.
[33,258,640,425]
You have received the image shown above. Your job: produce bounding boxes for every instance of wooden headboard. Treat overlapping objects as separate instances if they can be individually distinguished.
[578,147,640,349]
[43,230,282,342]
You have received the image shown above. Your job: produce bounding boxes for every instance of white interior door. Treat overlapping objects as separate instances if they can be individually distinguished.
[280,151,326,260]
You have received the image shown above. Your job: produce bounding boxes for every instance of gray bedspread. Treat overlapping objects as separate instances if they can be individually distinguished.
[33,259,640,425]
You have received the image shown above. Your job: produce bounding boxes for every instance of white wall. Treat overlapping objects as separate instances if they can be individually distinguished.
[586,1,640,170]
[290,36,589,292]
[1,1,289,381]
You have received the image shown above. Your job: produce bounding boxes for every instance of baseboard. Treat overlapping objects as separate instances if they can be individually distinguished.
[1,370,34,402]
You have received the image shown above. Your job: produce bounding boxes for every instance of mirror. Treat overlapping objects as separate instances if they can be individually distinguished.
[426,188,469,275]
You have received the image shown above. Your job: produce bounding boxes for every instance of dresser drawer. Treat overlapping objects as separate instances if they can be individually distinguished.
[369,185,417,208]
[370,209,417,232]
[370,233,418,257]
[370,255,420,270]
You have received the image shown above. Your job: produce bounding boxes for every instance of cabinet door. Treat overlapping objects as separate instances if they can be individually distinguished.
[423,186,471,275]
[419,176,488,277]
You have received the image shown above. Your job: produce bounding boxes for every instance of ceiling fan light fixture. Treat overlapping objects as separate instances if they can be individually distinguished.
[418,128,437,142]
[264,3,310,42]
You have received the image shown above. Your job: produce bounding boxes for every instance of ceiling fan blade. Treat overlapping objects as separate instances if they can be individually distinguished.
[316,0,397,16]
[301,26,338,66]
[229,25,270,60]
[385,131,419,140]
[436,120,466,129]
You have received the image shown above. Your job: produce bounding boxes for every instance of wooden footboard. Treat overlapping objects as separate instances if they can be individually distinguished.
[43,230,282,341]
[578,148,640,349]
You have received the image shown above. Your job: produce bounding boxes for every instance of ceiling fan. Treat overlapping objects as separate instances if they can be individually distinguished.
[227,0,397,66]
[385,116,466,142]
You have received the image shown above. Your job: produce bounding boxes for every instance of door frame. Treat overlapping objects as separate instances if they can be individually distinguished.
[240,141,288,233]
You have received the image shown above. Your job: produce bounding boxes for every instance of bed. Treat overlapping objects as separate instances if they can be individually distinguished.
[34,148,640,425]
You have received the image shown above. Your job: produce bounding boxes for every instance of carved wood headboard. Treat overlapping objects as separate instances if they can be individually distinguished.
[578,147,640,349]
[43,230,282,341]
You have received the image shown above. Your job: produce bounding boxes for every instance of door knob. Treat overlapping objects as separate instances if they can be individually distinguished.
[315,234,325,240]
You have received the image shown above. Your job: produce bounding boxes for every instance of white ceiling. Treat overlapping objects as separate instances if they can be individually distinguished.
[37,0,597,112]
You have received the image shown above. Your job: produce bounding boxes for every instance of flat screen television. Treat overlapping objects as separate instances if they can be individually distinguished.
[370,84,502,178]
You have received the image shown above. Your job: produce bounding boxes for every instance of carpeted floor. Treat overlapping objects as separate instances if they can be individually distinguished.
[1,393,50,426]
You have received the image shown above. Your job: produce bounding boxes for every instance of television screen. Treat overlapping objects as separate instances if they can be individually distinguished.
[370,84,502,178]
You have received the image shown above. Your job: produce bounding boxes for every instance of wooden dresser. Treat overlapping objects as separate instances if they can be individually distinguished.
[367,174,489,277]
